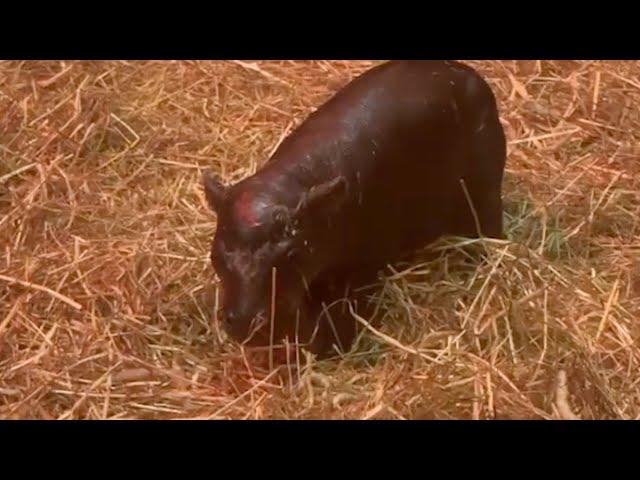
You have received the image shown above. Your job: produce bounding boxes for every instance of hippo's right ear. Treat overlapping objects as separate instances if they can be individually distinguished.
[203,172,227,213]
[295,176,348,218]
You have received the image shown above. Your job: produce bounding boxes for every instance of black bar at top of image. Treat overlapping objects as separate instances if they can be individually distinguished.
[1,12,638,60]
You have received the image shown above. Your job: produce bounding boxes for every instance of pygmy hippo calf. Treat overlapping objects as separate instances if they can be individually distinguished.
[203,60,506,357]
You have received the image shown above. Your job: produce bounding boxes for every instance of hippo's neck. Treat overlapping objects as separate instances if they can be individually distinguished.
[235,164,306,212]
[245,141,343,209]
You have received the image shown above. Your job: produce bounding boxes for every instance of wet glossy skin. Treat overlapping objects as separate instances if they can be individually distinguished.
[204,60,507,356]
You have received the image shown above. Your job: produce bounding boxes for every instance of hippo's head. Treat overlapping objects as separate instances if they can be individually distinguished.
[203,171,348,349]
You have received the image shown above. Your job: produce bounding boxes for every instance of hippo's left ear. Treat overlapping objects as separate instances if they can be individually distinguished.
[295,176,348,217]
[203,171,228,213]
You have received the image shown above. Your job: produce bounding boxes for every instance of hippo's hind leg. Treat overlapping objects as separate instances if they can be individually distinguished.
[471,188,505,239]
[457,112,507,240]
[453,181,504,240]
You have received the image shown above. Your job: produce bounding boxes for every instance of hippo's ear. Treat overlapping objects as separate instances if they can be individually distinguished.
[296,176,348,217]
[203,171,227,213]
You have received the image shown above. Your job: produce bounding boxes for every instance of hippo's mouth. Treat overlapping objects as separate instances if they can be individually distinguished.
[226,303,314,349]
[222,312,285,347]
[240,314,271,346]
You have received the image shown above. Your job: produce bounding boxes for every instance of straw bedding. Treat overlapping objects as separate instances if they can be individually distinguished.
[0,60,638,419]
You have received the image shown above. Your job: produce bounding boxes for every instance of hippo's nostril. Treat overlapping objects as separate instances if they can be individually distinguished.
[222,311,235,331]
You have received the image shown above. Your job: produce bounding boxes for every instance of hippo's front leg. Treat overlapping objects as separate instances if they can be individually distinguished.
[304,270,380,358]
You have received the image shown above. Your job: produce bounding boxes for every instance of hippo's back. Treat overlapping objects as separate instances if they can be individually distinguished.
[264,60,506,264]
[265,60,500,187]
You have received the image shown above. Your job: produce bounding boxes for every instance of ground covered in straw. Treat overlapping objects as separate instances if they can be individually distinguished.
[1,60,639,419]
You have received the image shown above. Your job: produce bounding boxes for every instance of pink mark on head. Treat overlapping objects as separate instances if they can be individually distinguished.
[234,191,260,226]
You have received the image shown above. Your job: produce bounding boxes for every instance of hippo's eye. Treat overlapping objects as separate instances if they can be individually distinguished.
[271,206,291,234]
[273,209,288,225]
[286,248,300,262]
[286,223,299,238]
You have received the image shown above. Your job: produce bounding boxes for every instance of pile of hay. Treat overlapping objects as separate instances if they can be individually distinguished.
[1,60,638,419]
